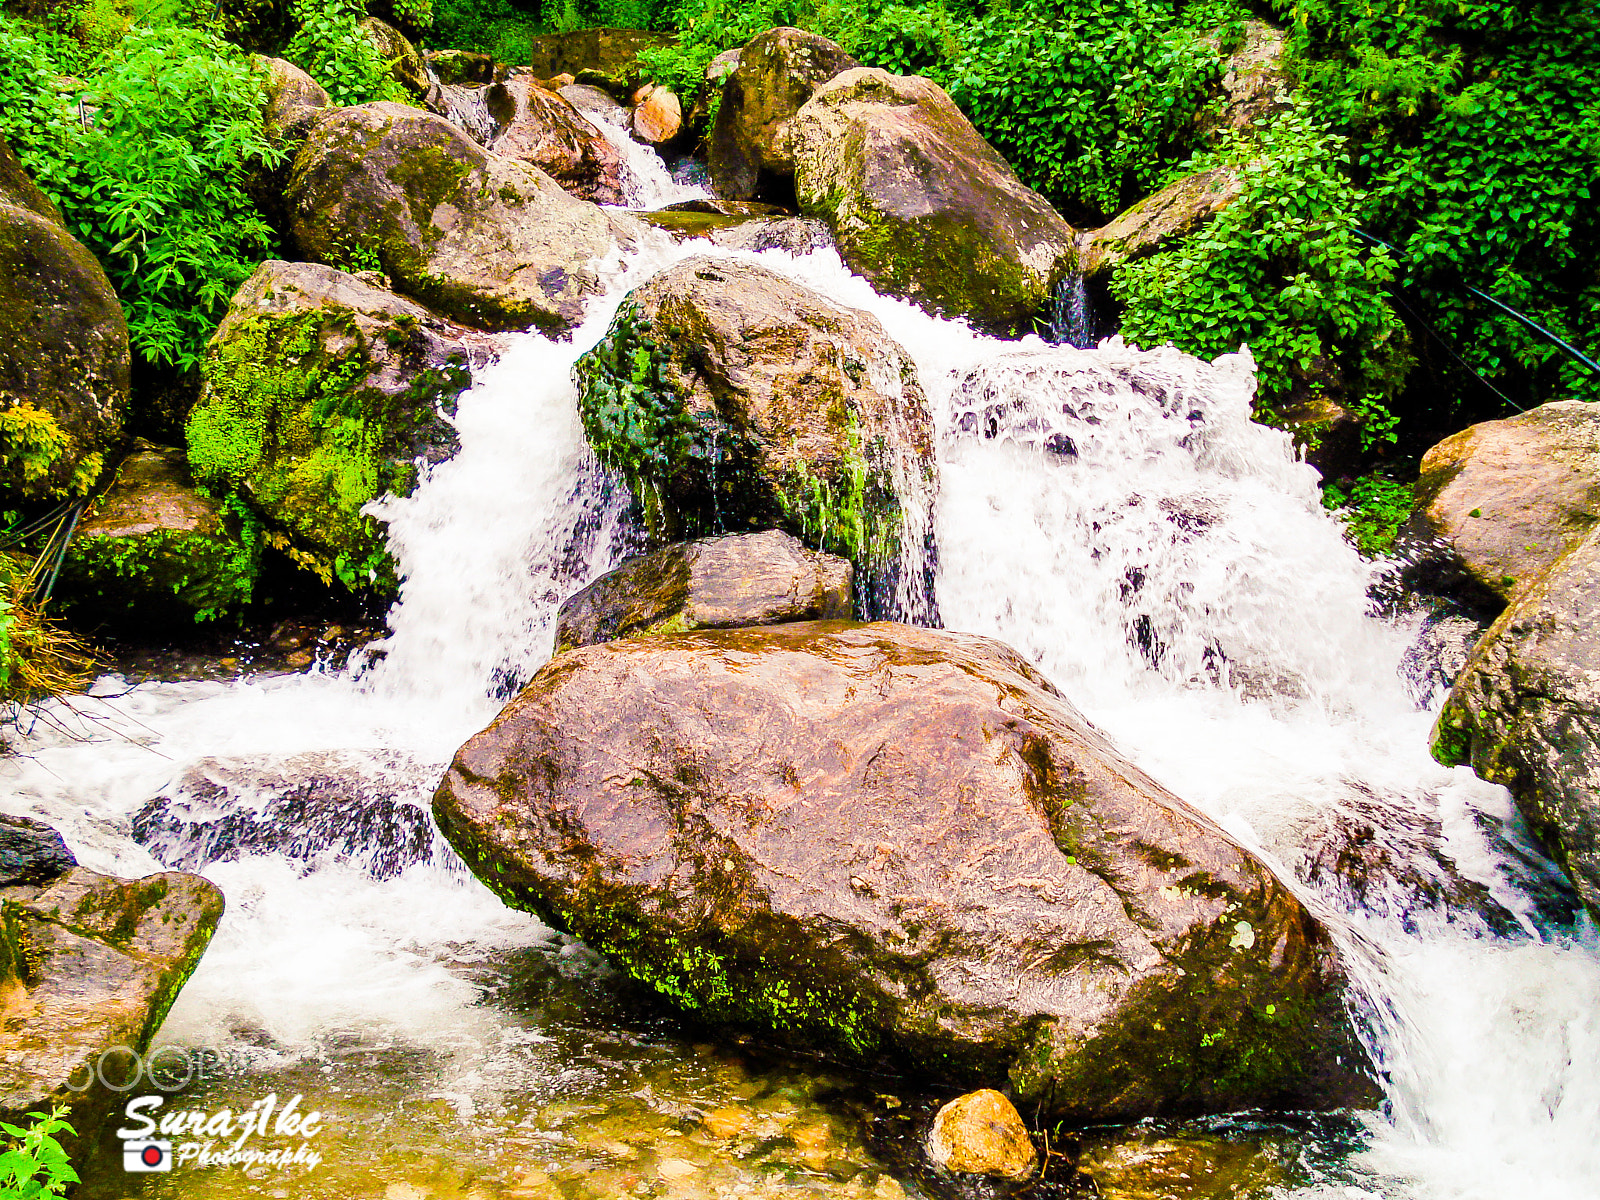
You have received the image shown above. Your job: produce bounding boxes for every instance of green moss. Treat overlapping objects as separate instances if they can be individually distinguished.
[0,403,86,502]
[187,306,468,595]
[1430,702,1474,767]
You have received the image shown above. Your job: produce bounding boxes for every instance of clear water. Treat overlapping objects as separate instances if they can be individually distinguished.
[3,150,1598,1200]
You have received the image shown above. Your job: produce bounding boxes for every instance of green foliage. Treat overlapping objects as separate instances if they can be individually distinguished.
[1278,0,1600,418]
[0,1105,78,1199]
[0,18,284,373]
[1113,104,1410,427]
[1321,471,1414,557]
[285,0,410,106]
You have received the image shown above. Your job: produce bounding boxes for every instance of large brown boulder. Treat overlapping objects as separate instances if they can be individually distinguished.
[1432,525,1600,920]
[0,842,223,1151]
[1407,399,1600,605]
[285,102,639,332]
[486,78,628,205]
[0,139,129,503]
[572,256,936,619]
[434,621,1378,1123]
[1078,168,1243,277]
[58,441,256,626]
[554,529,852,652]
[785,69,1076,335]
[186,259,484,591]
[708,27,858,202]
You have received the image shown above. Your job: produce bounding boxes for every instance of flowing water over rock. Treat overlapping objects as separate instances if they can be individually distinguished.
[2,142,1597,1200]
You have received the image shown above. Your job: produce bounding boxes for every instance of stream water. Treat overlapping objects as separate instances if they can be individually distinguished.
[2,133,1597,1200]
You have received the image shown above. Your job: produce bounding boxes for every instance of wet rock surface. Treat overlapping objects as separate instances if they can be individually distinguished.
[285,102,638,333]
[0,137,130,503]
[0,859,223,1148]
[133,750,448,880]
[709,27,859,202]
[487,78,629,204]
[1433,524,1600,921]
[58,440,255,627]
[435,620,1378,1123]
[1406,398,1600,606]
[556,529,852,652]
[573,256,934,617]
[786,68,1076,335]
[187,259,484,590]
[926,1090,1035,1179]
[0,816,76,887]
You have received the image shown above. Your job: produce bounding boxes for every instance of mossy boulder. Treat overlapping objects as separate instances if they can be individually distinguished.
[554,529,851,652]
[785,68,1076,335]
[285,102,639,333]
[1432,524,1600,922]
[572,256,936,619]
[1406,399,1600,606]
[708,27,858,203]
[258,55,329,145]
[0,856,224,1154]
[433,621,1378,1123]
[427,49,495,87]
[1078,168,1244,278]
[187,259,480,593]
[486,78,628,205]
[360,16,432,101]
[0,138,130,504]
[58,440,257,627]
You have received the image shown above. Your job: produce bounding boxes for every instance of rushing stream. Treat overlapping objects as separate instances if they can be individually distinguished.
[2,132,1597,1200]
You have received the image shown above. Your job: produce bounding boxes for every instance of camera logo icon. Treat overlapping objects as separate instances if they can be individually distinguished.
[123,1139,172,1172]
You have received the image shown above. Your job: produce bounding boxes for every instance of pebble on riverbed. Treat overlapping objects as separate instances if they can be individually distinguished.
[925,1090,1037,1179]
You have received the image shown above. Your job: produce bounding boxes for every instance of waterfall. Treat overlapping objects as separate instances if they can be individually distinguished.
[1,134,1596,1200]
[1047,273,1097,348]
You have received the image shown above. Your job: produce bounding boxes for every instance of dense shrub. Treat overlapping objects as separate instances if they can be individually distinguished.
[284,0,412,105]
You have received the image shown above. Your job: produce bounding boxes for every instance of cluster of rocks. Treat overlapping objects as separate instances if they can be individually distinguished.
[1406,399,1600,925]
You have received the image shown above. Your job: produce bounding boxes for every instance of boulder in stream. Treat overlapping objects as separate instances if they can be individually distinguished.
[0,848,224,1150]
[573,256,935,618]
[555,529,851,651]
[285,102,639,333]
[1078,168,1243,278]
[187,259,482,592]
[1406,399,1600,606]
[486,78,629,204]
[434,621,1379,1122]
[785,68,1076,335]
[1433,524,1600,921]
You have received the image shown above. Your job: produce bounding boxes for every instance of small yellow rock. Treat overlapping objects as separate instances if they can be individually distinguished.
[701,1106,751,1139]
[925,1089,1036,1179]
[657,1158,699,1181]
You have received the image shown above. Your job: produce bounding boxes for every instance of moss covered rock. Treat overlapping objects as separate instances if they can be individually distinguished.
[1078,168,1244,278]
[187,259,480,593]
[554,528,851,652]
[786,69,1076,335]
[0,138,130,504]
[285,102,639,333]
[709,27,859,204]
[572,256,935,618]
[58,440,257,627]
[360,16,432,101]
[258,55,329,145]
[1432,524,1600,922]
[433,621,1378,1123]
[0,856,223,1153]
[486,78,628,205]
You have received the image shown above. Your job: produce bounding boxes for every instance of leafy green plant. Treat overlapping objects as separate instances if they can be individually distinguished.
[1321,472,1413,557]
[1113,103,1410,429]
[285,0,410,106]
[0,1105,78,1199]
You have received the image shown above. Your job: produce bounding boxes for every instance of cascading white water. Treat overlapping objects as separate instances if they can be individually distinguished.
[1,130,1597,1198]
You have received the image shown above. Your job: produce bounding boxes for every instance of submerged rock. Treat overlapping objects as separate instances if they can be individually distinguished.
[486,78,628,204]
[786,68,1075,335]
[58,440,256,626]
[1407,399,1600,606]
[0,859,223,1148]
[434,621,1378,1122]
[572,256,935,618]
[926,1090,1035,1179]
[708,27,858,202]
[1074,1123,1297,1199]
[555,529,851,651]
[285,102,638,332]
[1433,525,1600,921]
[187,259,479,592]
[0,136,129,503]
